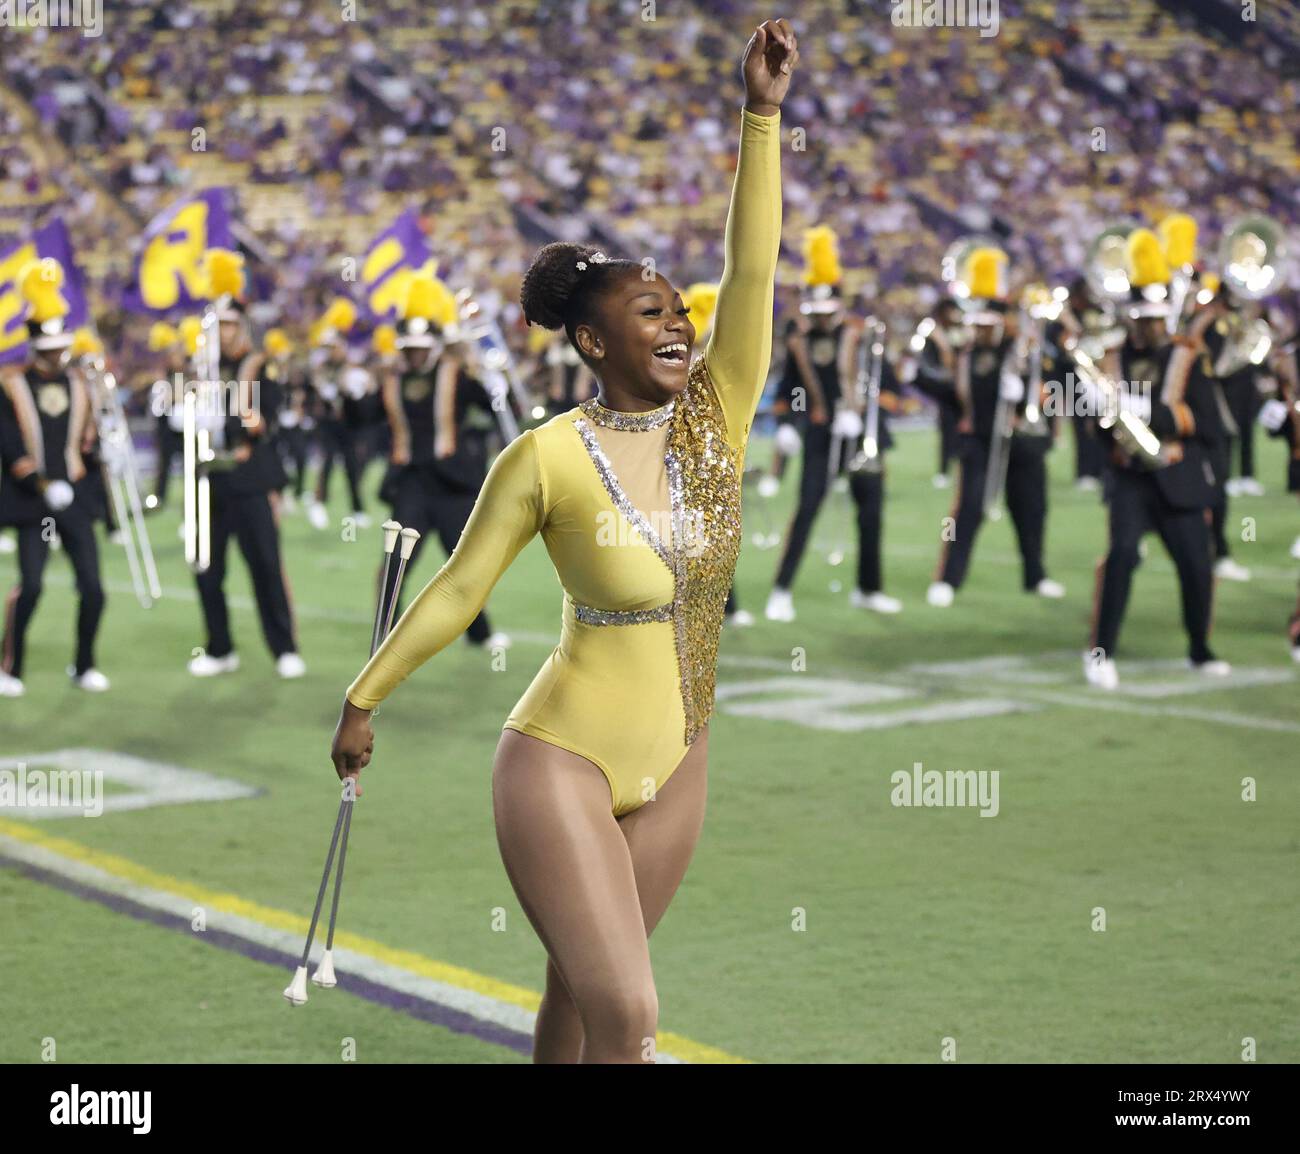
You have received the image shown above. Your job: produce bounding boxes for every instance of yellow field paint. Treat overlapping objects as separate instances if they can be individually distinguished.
[0,817,749,1064]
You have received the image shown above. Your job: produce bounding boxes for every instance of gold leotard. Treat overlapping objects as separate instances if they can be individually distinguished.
[347,108,781,815]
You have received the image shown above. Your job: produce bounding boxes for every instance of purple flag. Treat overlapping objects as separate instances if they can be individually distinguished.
[122,188,235,315]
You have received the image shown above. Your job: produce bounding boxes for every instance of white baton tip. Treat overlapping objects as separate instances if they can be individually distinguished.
[399,526,421,559]
[311,949,338,989]
[381,519,402,552]
[283,965,310,1006]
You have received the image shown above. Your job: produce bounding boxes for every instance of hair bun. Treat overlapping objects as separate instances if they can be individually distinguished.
[520,242,606,330]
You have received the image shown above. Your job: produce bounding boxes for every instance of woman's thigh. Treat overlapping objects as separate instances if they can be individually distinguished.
[491,729,653,1010]
[618,724,709,937]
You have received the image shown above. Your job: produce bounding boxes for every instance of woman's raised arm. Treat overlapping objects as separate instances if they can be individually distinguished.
[705,19,796,448]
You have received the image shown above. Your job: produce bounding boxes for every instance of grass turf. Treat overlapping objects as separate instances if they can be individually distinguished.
[1,425,1296,1063]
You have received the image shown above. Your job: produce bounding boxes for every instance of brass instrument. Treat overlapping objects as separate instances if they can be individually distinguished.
[453,288,523,442]
[1067,341,1167,469]
[183,306,222,573]
[1213,215,1289,378]
[80,346,162,607]
[848,318,886,475]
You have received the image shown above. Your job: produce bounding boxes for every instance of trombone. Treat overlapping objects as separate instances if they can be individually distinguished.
[183,306,221,573]
[848,317,886,476]
[79,344,163,608]
[453,288,523,443]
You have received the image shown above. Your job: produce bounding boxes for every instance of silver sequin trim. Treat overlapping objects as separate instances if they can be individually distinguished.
[578,396,675,431]
[571,599,673,626]
[573,417,674,570]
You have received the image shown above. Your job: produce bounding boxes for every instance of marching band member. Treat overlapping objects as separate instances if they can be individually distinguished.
[842,305,904,614]
[911,295,963,490]
[0,259,108,696]
[1049,277,1108,491]
[185,251,304,679]
[306,299,372,531]
[928,246,1064,608]
[378,274,509,647]
[764,226,850,623]
[260,327,306,513]
[1084,229,1229,689]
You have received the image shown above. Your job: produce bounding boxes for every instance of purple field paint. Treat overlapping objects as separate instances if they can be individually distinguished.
[5,855,532,1057]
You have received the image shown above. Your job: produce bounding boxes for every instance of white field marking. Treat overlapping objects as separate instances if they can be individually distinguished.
[713,677,1030,731]
[0,749,259,819]
[0,827,689,1063]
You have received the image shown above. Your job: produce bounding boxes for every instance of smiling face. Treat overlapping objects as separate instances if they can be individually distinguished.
[573,272,697,405]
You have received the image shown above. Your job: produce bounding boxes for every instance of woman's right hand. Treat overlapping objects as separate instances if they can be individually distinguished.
[331,698,375,796]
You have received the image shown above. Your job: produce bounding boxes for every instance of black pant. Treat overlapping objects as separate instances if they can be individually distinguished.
[316,421,366,512]
[2,506,105,679]
[277,427,309,498]
[849,469,885,594]
[1072,414,1106,481]
[195,486,297,659]
[1208,444,1232,560]
[1225,378,1258,479]
[1091,468,1214,664]
[940,434,1048,591]
[388,467,491,642]
[774,422,834,590]
[154,419,183,507]
[938,404,958,475]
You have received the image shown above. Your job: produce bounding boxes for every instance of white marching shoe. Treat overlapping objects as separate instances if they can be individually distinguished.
[0,533,14,554]
[1083,652,1119,690]
[1234,477,1265,497]
[926,581,955,608]
[188,652,241,677]
[851,589,902,614]
[931,473,951,490]
[306,501,330,531]
[70,667,111,693]
[276,653,307,679]
[764,588,795,622]
[726,608,755,627]
[1214,557,1252,582]
[483,631,513,650]
[1035,578,1066,599]
[1291,536,1300,562]
[1291,645,1300,665]
[1074,475,1101,493]
[756,474,780,499]
[0,671,25,698]
[1189,658,1232,678]
[352,510,372,529]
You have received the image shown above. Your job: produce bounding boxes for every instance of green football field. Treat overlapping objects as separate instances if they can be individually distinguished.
[1,425,1297,1064]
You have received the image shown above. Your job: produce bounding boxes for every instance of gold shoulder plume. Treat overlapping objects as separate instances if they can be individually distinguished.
[964,247,1007,300]
[264,328,292,357]
[802,226,842,287]
[203,248,246,301]
[320,297,358,336]
[1157,214,1197,269]
[1126,228,1170,288]
[372,324,398,356]
[681,282,719,338]
[148,322,179,352]
[70,328,103,358]
[178,316,203,357]
[404,274,458,330]
[20,258,69,323]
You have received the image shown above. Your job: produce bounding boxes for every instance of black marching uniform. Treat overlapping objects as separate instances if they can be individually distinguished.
[913,322,961,481]
[846,349,902,597]
[313,359,378,515]
[772,318,846,591]
[381,354,497,639]
[274,363,312,501]
[194,351,298,661]
[0,359,105,680]
[1089,332,1222,665]
[934,335,1053,591]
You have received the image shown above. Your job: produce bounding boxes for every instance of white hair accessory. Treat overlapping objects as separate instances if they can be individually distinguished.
[576,251,608,272]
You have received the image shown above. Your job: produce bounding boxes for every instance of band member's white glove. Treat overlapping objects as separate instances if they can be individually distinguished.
[999,372,1026,403]
[44,480,75,511]
[757,474,780,499]
[280,409,301,429]
[1120,389,1152,425]
[831,407,864,440]
[1258,398,1290,432]
[343,367,370,399]
[774,422,802,457]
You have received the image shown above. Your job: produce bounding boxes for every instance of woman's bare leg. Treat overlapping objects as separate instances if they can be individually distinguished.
[492,729,657,1064]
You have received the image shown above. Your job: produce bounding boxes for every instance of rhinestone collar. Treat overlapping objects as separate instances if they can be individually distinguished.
[578,395,675,431]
